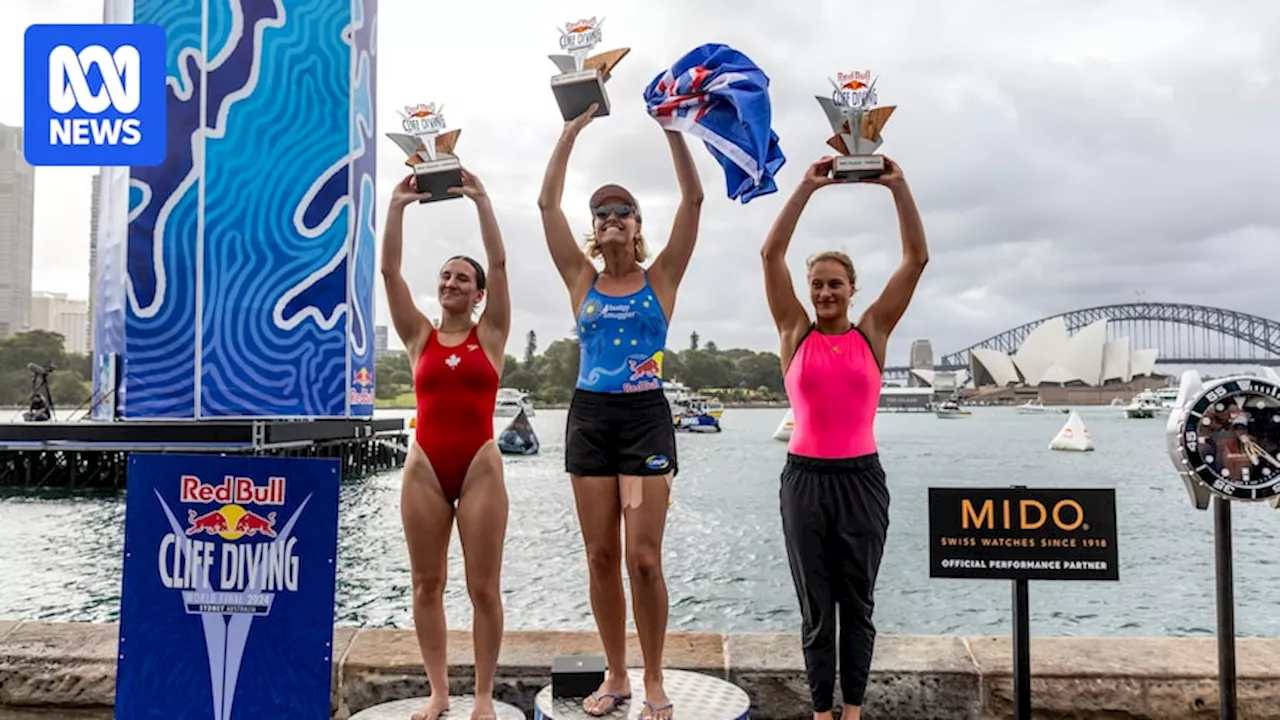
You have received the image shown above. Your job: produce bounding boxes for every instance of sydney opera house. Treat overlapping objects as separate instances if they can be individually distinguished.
[966,317,1160,388]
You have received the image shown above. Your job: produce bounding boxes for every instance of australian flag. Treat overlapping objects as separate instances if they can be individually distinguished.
[644,43,786,204]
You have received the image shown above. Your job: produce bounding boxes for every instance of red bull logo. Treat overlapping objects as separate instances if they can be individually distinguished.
[837,71,871,90]
[354,367,372,387]
[623,351,663,393]
[350,366,374,406]
[565,17,598,34]
[628,355,662,381]
[184,504,278,540]
[404,103,436,118]
[181,475,285,506]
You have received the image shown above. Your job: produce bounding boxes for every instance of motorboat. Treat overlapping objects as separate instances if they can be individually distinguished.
[664,380,724,424]
[671,394,722,432]
[934,400,972,418]
[1122,389,1163,418]
[494,388,535,418]
[1153,386,1179,409]
[675,411,721,433]
[1017,399,1069,415]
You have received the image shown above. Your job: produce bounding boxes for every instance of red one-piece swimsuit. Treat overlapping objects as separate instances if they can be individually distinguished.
[413,326,499,503]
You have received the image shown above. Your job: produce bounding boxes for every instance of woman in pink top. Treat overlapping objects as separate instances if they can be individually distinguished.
[760,155,928,720]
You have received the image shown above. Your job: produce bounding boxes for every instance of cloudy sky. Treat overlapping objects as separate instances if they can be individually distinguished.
[3,0,1278,366]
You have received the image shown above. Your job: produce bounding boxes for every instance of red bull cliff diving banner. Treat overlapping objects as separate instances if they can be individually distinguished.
[114,454,340,719]
[91,0,378,420]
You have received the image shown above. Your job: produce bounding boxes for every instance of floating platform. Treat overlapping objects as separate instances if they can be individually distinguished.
[534,668,750,719]
[0,417,408,489]
[350,696,524,719]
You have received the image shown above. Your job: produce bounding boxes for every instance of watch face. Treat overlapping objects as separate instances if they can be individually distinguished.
[1180,378,1280,500]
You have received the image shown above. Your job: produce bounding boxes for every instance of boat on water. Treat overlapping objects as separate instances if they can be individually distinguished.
[1153,386,1179,408]
[675,411,721,433]
[934,400,972,418]
[670,390,722,433]
[1122,389,1163,418]
[665,379,727,417]
[494,388,536,418]
[1017,398,1070,415]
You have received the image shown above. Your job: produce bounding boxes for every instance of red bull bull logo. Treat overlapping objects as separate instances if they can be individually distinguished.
[623,351,663,393]
[184,504,278,540]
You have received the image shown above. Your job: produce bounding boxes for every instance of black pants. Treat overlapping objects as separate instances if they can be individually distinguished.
[780,453,890,711]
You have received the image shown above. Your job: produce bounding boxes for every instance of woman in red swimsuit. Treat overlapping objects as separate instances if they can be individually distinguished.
[381,168,510,720]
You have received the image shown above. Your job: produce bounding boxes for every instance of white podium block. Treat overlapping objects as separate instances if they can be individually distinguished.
[350,695,525,719]
[533,668,750,719]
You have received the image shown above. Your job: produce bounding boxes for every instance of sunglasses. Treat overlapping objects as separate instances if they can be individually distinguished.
[592,203,635,220]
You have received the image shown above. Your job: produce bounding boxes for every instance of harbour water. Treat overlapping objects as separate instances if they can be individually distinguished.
[1,406,1278,638]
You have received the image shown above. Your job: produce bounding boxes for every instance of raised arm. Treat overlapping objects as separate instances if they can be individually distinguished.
[450,169,509,368]
[761,159,836,365]
[857,158,929,364]
[380,175,433,360]
[536,104,598,310]
[649,130,705,307]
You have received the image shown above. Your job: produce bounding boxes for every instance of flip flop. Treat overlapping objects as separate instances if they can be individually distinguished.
[583,691,631,716]
[639,699,673,719]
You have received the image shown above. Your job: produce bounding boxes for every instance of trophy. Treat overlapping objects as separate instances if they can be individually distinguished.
[548,17,630,120]
[815,71,896,180]
[385,102,463,203]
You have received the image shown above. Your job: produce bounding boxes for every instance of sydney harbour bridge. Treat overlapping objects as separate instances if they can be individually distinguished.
[882,302,1280,381]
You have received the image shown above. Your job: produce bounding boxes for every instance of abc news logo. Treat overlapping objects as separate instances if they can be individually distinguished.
[47,44,143,146]
[23,24,166,167]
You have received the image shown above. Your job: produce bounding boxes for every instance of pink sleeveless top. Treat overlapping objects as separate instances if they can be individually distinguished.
[784,326,882,459]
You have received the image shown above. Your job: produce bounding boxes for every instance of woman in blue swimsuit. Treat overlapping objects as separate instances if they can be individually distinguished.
[537,103,705,720]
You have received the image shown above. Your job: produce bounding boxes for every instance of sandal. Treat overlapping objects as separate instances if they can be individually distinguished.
[583,691,630,716]
[640,699,673,719]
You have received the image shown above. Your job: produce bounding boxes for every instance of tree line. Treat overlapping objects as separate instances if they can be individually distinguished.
[0,331,93,408]
[375,330,786,405]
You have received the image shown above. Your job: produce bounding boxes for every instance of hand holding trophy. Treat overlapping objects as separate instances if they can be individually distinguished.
[814,70,896,181]
[548,17,630,120]
[384,102,464,204]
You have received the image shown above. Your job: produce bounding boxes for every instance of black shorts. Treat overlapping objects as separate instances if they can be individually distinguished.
[565,388,678,477]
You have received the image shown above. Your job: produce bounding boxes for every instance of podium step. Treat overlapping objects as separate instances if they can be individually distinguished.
[534,668,750,719]
[350,696,525,719]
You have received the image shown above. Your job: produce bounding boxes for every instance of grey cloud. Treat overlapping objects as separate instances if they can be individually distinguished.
[369,0,1280,366]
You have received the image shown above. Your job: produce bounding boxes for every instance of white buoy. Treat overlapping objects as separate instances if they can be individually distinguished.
[772,408,794,441]
[1050,411,1095,451]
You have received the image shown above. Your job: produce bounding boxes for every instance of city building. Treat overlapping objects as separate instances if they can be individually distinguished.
[968,317,1159,387]
[907,339,934,388]
[0,123,35,338]
[30,291,90,354]
[89,172,100,351]
[375,324,388,356]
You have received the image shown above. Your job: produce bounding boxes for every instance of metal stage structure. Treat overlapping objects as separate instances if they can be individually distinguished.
[0,417,408,490]
[885,302,1280,380]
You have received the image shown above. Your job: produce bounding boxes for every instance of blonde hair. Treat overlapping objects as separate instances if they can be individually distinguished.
[583,232,649,263]
[806,250,857,288]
